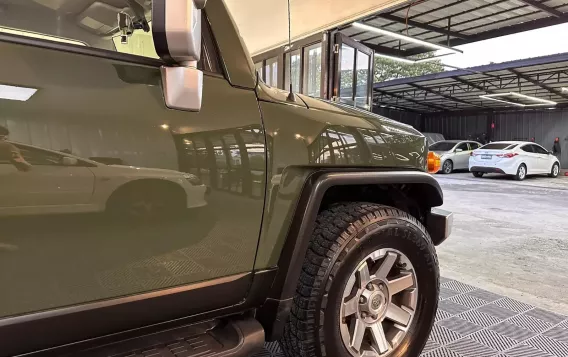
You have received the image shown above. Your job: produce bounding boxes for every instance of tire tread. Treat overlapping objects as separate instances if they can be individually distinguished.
[279,202,438,357]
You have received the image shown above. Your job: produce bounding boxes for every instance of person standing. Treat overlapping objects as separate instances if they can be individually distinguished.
[553,137,562,163]
[0,125,31,172]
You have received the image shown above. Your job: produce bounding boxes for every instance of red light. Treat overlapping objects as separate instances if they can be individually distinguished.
[497,153,518,158]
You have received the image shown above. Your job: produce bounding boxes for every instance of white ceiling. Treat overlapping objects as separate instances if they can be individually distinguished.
[224,0,409,55]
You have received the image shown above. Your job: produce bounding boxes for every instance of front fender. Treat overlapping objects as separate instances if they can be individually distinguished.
[256,168,447,340]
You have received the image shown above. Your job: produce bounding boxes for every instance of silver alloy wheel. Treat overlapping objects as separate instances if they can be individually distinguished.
[443,161,452,174]
[553,164,559,176]
[340,249,418,357]
[518,165,526,180]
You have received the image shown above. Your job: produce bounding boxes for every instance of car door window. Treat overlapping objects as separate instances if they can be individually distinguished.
[532,145,549,155]
[456,143,469,152]
[521,145,534,153]
[15,145,63,165]
[468,142,480,151]
[0,1,221,74]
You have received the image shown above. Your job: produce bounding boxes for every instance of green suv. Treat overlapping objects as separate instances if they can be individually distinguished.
[0,1,451,356]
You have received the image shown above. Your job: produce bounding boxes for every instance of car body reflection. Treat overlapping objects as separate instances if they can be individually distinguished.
[0,141,208,217]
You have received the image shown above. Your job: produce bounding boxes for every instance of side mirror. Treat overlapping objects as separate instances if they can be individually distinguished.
[62,157,78,166]
[455,148,463,153]
[549,151,554,155]
[153,0,207,112]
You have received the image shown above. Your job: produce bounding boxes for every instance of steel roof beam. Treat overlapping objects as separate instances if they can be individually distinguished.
[452,77,497,94]
[409,83,485,108]
[377,14,469,40]
[516,0,565,17]
[508,69,568,100]
[374,89,448,111]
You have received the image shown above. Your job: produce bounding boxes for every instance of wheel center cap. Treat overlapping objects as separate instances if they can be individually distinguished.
[368,291,386,314]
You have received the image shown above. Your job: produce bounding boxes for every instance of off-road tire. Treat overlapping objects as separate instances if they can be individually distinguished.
[442,160,453,174]
[472,171,484,178]
[514,164,527,181]
[549,163,560,178]
[280,202,439,357]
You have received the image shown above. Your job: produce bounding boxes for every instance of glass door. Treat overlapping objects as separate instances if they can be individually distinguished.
[333,33,374,110]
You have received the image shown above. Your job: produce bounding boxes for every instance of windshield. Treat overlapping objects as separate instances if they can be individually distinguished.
[429,142,456,151]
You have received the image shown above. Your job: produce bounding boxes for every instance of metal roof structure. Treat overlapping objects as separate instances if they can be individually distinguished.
[340,0,568,59]
[372,52,568,112]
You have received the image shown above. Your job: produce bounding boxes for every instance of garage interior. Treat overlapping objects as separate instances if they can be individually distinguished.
[253,1,568,356]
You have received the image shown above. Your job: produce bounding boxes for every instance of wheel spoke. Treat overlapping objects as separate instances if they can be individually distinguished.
[385,304,412,327]
[350,318,366,352]
[343,297,358,317]
[357,261,371,288]
[388,273,414,295]
[370,323,390,354]
[343,274,356,298]
[375,252,397,280]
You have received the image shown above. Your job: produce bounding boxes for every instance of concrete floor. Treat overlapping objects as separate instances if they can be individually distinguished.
[436,171,568,315]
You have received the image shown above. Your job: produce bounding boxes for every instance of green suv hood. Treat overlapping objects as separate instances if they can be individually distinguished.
[256,83,428,171]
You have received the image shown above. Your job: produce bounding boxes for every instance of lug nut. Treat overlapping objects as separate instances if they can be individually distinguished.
[367,283,374,290]
[378,284,384,291]
[360,296,366,303]
[361,312,367,318]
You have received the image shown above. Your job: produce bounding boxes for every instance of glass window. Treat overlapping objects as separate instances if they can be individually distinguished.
[285,49,301,93]
[469,142,480,150]
[521,145,534,153]
[0,1,152,53]
[339,45,355,104]
[481,143,515,150]
[533,145,548,155]
[430,142,457,151]
[264,57,278,87]
[355,51,370,108]
[0,1,221,73]
[255,62,264,80]
[303,43,322,97]
[456,143,469,151]
[16,144,64,166]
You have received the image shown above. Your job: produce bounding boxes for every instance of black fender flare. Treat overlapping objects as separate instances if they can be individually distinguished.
[258,169,444,340]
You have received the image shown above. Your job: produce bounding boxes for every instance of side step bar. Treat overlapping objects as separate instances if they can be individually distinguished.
[71,318,265,357]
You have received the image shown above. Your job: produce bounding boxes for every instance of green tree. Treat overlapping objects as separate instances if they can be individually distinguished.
[374,53,444,83]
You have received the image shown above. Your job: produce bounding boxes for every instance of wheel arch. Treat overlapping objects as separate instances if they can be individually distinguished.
[105,178,187,209]
[257,168,445,340]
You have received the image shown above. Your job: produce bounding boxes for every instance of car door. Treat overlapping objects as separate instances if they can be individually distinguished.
[0,2,266,355]
[453,142,471,169]
[519,144,539,173]
[0,144,95,214]
[532,144,554,173]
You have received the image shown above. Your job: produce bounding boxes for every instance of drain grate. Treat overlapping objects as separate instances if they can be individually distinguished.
[256,278,568,357]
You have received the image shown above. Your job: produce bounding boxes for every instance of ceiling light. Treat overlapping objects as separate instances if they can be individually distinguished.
[562,87,568,93]
[0,84,37,101]
[479,95,525,107]
[353,22,463,54]
[375,52,454,65]
[160,124,170,130]
[479,92,557,107]
[375,53,414,64]
[508,92,557,106]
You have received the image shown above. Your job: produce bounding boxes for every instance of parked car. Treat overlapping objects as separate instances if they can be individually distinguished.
[0,141,208,217]
[423,132,446,146]
[430,140,482,174]
[469,141,561,180]
[0,1,452,357]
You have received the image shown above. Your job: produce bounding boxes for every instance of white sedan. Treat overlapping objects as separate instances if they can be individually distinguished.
[469,141,560,181]
[0,142,208,217]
